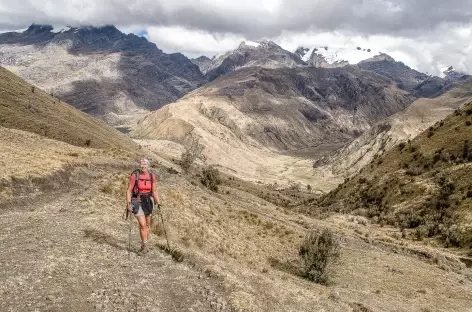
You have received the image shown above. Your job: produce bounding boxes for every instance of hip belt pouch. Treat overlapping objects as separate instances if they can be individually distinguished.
[131,198,140,214]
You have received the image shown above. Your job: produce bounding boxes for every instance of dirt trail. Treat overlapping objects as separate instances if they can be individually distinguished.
[0,187,229,312]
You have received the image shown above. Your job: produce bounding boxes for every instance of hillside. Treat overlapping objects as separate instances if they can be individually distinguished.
[319,100,472,250]
[2,119,472,311]
[0,24,206,125]
[315,78,472,178]
[0,66,137,150]
[130,66,414,187]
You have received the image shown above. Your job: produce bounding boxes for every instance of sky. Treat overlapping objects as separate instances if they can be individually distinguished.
[0,0,471,76]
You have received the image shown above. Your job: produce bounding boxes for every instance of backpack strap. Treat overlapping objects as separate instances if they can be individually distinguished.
[132,169,140,198]
[149,170,154,191]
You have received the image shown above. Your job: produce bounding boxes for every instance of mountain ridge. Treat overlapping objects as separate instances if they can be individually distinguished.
[0,24,206,126]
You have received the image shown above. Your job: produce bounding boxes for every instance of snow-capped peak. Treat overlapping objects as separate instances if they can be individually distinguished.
[295,45,379,67]
[243,40,260,48]
[51,26,72,33]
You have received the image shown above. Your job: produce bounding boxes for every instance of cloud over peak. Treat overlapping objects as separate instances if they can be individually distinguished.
[1,0,471,75]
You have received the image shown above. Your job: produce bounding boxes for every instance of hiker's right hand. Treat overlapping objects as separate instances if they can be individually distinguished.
[127,202,132,212]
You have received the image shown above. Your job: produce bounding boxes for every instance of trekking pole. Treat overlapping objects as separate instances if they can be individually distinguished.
[158,204,171,251]
[127,208,132,260]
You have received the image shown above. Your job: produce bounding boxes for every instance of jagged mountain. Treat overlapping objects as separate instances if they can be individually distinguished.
[314,78,472,178]
[442,66,469,80]
[358,55,471,98]
[294,45,374,68]
[0,24,206,125]
[131,65,414,185]
[190,55,213,74]
[357,53,430,93]
[204,41,306,81]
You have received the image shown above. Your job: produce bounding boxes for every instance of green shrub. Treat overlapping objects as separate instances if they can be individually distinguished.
[200,166,221,192]
[463,141,469,160]
[299,229,340,284]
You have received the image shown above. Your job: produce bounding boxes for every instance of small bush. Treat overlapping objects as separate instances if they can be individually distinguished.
[398,142,406,151]
[180,137,204,172]
[466,121,472,127]
[299,229,340,284]
[200,166,221,192]
[427,127,434,138]
[463,141,469,160]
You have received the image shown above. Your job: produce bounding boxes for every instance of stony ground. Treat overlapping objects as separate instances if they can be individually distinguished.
[0,181,229,312]
[1,152,472,312]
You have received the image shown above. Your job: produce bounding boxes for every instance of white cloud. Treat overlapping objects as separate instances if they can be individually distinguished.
[0,1,471,75]
[145,26,245,58]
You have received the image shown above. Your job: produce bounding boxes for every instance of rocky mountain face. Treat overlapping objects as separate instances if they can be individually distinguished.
[190,56,213,74]
[295,46,365,68]
[443,66,469,80]
[318,98,472,249]
[0,24,206,125]
[201,41,306,81]
[131,65,414,185]
[135,66,414,149]
[357,53,429,93]
[314,78,472,178]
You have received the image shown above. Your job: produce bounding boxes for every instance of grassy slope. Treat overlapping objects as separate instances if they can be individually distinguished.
[320,100,472,249]
[2,122,472,311]
[0,66,137,150]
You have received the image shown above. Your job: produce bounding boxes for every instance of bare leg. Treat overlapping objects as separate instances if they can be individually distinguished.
[136,215,148,242]
[145,215,152,239]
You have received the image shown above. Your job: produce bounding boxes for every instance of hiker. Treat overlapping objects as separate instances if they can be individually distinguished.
[126,157,161,254]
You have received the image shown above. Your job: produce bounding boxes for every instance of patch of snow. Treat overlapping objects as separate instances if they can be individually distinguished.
[440,66,453,73]
[0,28,27,34]
[302,47,315,62]
[50,25,72,33]
[244,41,260,48]
[51,26,64,33]
[299,45,379,65]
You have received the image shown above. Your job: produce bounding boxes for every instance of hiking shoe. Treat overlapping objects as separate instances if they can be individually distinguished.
[137,243,149,256]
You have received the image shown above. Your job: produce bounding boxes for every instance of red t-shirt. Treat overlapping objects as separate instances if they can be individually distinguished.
[129,171,156,194]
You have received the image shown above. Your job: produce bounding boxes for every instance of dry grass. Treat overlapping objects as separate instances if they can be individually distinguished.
[320,101,472,249]
[2,130,471,311]
[0,66,137,150]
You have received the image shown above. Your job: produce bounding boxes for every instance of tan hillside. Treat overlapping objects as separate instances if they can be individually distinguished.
[1,125,472,311]
[0,25,205,125]
[131,66,414,190]
[315,79,472,178]
[0,66,137,150]
[319,101,472,250]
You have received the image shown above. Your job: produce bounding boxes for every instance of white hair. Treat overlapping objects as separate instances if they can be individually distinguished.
[138,157,151,166]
